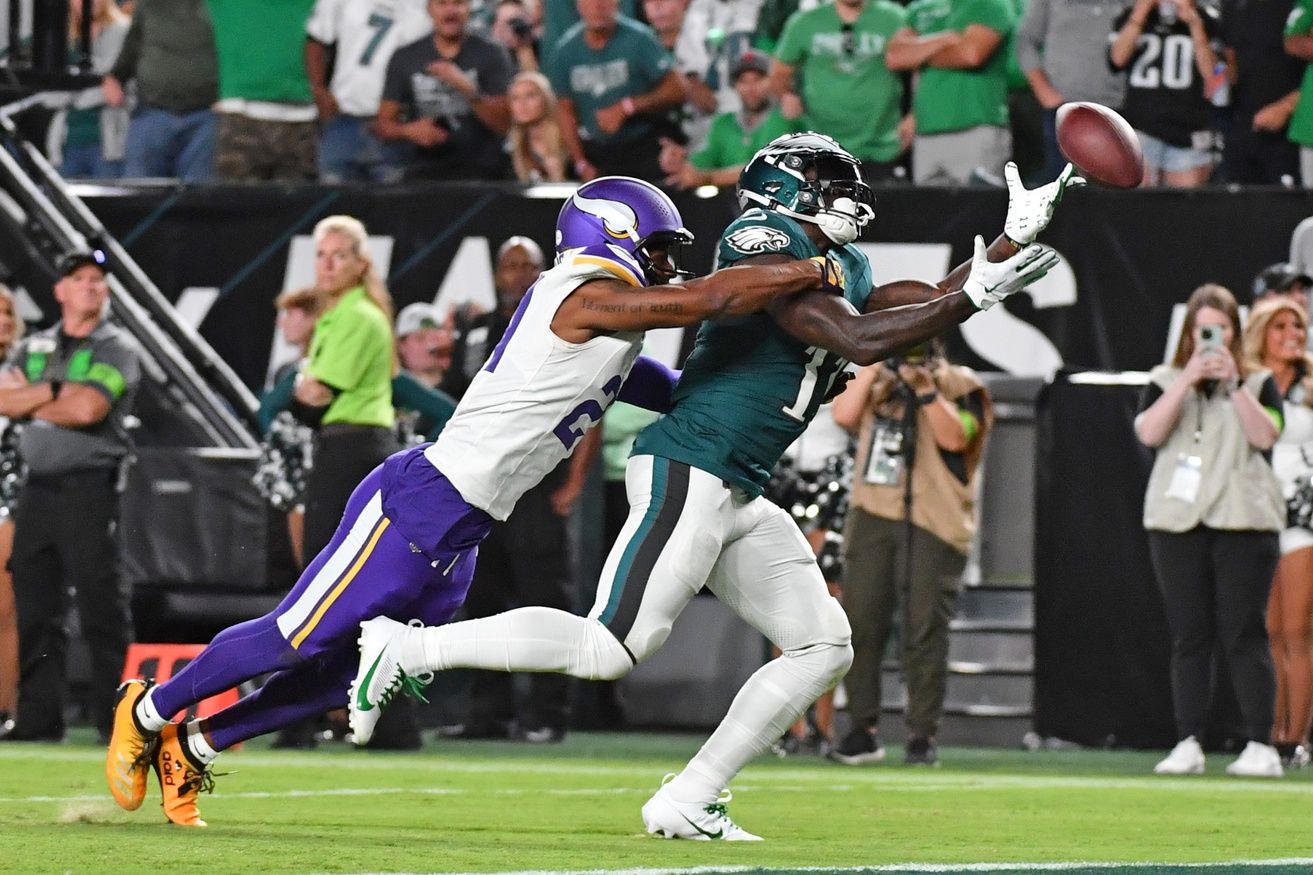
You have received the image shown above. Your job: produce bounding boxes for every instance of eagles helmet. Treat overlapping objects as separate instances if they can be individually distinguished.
[737,132,875,246]
[555,176,695,284]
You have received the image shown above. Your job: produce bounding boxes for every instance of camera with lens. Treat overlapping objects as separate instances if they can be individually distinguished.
[886,342,929,371]
[509,16,533,38]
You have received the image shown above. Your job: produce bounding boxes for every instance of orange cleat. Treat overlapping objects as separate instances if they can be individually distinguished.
[153,723,212,827]
[104,679,158,811]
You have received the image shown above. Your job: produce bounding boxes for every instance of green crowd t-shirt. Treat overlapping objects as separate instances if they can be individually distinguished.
[1287,0,1313,147]
[305,286,395,428]
[207,0,315,103]
[774,1,907,163]
[904,0,1014,135]
[545,16,674,146]
[690,106,800,170]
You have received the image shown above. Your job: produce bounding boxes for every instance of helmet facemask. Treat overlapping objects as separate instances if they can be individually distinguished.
[636,228,696,285]
[797,155,875,246]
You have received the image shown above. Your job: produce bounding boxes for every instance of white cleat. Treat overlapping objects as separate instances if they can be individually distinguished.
[641,777,763,841]
[348,616,430,746]
[1226,741,1283,778]
[1154,736,1205,775]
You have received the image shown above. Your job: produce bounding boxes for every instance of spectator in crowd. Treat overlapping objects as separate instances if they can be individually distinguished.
[50,0,130,179]
[1243,297,1313,770]
[658,49,799,189]
[829,341,991,766]
[257,287,324,569]
[490,0,542,72]
[643,0,717,145]
[1109,0,1222,188]
[0,286,24,739]
[1253,262,1312,309]
[305,0,431,184]
[887,0,1015,186]
[392,302,459,443]
[546,0,686,181]
[0,252,141,743]
[680,0,765,116]
[445,236,542,398]
[446,236,587,742]
[102,0,218,182]
[771,0,910,181]
[208,0,318,182]
[507,71,569,181]
[1285,0,1313,187]
[1136,284,1284,777]
[1218,0,1301,184]
[1015,0,1126,181]
[292,215,418,749]
[539,0,636,68]
[378,0,515,180]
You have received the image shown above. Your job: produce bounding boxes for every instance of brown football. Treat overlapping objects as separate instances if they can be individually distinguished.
[1055,101,1144,189]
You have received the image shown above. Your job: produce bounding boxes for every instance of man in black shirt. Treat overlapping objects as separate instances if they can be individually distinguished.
[377,0,515,180]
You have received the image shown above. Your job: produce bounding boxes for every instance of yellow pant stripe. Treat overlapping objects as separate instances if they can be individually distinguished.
[290,517,391,650]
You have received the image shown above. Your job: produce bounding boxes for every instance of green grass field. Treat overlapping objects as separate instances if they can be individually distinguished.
[2,731,1312,875]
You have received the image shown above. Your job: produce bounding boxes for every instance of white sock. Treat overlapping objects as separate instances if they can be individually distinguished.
[665,647,843,805]
[134,688,168,733]
[183,722,220,766]
[412,607,628,680]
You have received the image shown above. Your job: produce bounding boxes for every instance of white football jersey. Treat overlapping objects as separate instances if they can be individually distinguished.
[427,246,648,520]
[306,0,432,116]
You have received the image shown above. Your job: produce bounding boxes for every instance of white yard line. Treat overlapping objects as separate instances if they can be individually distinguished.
[332,861,1313,875]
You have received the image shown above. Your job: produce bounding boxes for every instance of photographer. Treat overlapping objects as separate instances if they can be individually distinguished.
[491,0,540,72]
[829,341,991,766]
[1136,284,1285,777]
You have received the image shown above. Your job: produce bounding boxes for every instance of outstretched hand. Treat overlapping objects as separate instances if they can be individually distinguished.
[1003,161,1085,246]
[962,235,1060,311]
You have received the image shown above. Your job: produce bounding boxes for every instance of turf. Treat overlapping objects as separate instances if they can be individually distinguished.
[1,731,1311,874]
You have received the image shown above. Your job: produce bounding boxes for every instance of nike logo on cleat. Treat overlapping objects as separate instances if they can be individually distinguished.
[356,653,386,712]
[680,814,722,839]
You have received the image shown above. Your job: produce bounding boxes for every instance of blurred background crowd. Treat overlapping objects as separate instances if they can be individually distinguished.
[23,0,1313,190]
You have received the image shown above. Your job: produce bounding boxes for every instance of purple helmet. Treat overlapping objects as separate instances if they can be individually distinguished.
[555,176,694,283]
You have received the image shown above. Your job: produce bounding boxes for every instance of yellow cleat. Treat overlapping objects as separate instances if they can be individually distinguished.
[154,723,212,828]
[104,679,157,811]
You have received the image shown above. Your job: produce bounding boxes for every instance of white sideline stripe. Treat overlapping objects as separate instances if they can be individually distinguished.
[334,861,1313,875]
[3,748,1311,795]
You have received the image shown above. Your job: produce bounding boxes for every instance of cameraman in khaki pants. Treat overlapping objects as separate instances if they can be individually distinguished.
[829,341,991,766]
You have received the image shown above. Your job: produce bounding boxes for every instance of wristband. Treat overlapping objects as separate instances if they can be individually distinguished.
[621,97,637,117]
[916,391,939,406]
[49,379,62,399]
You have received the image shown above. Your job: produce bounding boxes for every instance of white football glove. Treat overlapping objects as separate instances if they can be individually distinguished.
[1003,161,1085,246]
[962,235,1060,311]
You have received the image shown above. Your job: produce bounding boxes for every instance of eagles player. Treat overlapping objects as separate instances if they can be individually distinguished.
[103,176,842,827]
[352,134,1081,839]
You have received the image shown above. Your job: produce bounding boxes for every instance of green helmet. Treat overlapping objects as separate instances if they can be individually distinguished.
[736,132,875,245]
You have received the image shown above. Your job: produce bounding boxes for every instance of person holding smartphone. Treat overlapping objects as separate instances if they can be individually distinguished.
[1135,283,1286,777]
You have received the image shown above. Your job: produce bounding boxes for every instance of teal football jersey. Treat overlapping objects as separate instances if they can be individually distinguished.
[633,209,872,496]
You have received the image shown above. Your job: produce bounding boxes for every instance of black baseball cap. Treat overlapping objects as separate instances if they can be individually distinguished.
[1254,262,1313,298]
[730,50,771,82]
[55,249,106,278]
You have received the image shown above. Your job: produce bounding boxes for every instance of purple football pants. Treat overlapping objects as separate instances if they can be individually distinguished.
[151,448,493,751]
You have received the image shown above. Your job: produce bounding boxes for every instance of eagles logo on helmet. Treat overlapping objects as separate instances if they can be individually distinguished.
[737,132,876,246]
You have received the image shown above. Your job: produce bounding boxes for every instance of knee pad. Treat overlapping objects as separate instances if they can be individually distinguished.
[576,619,635,681]
[785,640,854,687]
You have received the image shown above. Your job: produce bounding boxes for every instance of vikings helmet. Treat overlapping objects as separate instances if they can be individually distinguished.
[737,132,875,246]
[555,176,694,284]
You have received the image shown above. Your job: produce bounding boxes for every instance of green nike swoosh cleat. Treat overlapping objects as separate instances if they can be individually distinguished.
[348,617,432,746]
[641,774,762,841]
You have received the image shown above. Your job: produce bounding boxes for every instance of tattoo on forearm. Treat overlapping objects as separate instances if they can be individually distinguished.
[582,299,685,315]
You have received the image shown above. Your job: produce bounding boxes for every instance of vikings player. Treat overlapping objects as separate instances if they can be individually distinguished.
[104,176,842,826]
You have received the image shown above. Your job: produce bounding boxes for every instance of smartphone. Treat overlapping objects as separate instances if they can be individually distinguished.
[1199,324,1224,352]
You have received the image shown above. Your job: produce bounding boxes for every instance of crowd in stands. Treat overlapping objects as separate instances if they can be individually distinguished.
[42,0,1313,189]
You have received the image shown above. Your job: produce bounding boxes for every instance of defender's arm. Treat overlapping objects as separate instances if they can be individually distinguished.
[552,257,835,341]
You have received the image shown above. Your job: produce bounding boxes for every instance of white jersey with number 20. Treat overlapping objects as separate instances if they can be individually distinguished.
[426,247,647,521]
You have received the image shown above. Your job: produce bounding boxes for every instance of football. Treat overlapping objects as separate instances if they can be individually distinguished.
[1055,102,1145,189]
